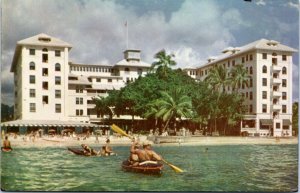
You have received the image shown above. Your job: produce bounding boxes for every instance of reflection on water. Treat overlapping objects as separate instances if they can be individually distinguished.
[1,145,298,191]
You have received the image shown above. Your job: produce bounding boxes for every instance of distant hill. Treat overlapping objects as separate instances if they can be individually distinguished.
[1,104,14,122]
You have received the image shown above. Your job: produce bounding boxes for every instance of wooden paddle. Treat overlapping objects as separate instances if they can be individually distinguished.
[111,124,184,173]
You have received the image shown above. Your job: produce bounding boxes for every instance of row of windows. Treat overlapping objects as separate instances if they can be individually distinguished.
[71,66,111,73]
[262,53,287,61]
[29,62,61,71]
[29,76,61,85]
[95,78,113,83]
[262,104,287,113]
[29,48,61,57]
[262,91,287,100]
[262,65,287,74]
[241,54,253,63]
[262,78,287,87]
[29,103,61,113]
[29,89,61,98]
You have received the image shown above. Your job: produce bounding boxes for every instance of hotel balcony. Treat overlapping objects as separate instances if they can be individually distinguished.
[272,78,281,85]
[272,65,281,72]
[272,91,282,98]
[271,104,281,111]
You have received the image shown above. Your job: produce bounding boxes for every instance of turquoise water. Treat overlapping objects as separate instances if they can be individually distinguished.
[1,144,298,191]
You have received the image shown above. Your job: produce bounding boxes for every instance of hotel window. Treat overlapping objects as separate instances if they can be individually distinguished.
[30,75,35,84]
[55,90,61,98]
[76,97,83,105]
[262,78,267,86]
[232,60,235,66]
[262,53,267,59]
[55,50,61,57]
[262,104,267,113]
[76,86,83,93]
[282,105,287,113]
[55,76,61,85]
[137,68,143,75]
[262,91,267,99]
[246,92,248,98]
[282,67,287,74]
[282,79,287,87]
[55,63,61,71]
[246,55,248,61]
[29,62,35,70]
[282,92,287,100]
[55,104,61,113]
[30,103,36,112]
[249,54,253,61]
[262,65,267,73]
[42,82,48,90]
[276,123,280,129]
[108,79,112,83]
[250,92,253,100]
[76,109,83,116]
[282,55,287,61]
[96,78,101,82]
[125,67,130,73]
[83,67,86,71]
[249,67,253,74]
[249,78,253,87]
[249,105,253,113]
[29,89,35,98]
[42,96,49,104]
[242,57,245,63]
[29,49,35,55]
[42,48,48,52]
[42,68,48,76]
[42,54,48,63]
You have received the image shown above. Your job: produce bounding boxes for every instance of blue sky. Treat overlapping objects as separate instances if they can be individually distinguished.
[1,0,299,105]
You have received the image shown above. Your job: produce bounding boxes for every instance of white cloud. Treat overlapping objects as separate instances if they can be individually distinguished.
[256,0,266,6]
[287,2,299,10]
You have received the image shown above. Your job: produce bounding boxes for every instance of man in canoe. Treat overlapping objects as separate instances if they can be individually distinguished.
[3,136,12,149]
[130,140,162,165]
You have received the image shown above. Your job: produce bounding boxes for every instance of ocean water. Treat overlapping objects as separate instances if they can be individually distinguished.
[1,144,298,192]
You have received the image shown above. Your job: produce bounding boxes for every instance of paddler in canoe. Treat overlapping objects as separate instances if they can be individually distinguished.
[128,139,162,166]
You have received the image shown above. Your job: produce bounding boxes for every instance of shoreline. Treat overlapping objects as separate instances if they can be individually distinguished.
[4,136,298,148]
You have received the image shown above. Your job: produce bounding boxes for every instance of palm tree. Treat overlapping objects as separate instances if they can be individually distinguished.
[151,49,176,78]
[152,88,193,132]
[93,96,114,122]
[205,65,230,92]
[230,64,250,92]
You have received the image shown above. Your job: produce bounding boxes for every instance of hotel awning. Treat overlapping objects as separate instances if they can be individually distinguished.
[0,120,101,128]
[260,119,273,125]
[283,119,292,125]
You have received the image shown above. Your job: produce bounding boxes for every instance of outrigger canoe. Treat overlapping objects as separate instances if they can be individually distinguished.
[122,160,163,175]
[1,147,12,152]
[67,147,116,157]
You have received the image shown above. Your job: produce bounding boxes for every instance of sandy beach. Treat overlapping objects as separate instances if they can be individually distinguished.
[4,135,298,148]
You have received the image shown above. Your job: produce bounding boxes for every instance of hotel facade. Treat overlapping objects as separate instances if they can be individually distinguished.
[185,39,297,137]
[2,34,297,137]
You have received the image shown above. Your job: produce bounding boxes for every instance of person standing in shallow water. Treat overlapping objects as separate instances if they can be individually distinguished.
[3,136,11,149]
[103,139,114,155]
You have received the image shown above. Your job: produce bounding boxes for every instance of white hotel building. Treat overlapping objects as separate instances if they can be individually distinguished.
[2,33,150,134]
[185,39,297,137]
[2,34,297,137]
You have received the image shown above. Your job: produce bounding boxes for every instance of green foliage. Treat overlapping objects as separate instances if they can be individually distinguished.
[1,103,14,122]
[151,49,176,78]
[230,64,250,91]
[292,102,298,136]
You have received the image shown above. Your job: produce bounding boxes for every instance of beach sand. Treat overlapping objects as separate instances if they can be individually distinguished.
[4,135,298,148]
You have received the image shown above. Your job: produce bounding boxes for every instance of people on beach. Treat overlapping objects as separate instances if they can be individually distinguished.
[3,136,12,149]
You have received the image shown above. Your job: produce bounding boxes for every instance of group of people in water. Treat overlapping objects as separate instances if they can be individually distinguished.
[79,137,162,166]
[81,138,115,156]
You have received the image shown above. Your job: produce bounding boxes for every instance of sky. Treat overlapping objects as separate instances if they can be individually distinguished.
[1,0,299,105]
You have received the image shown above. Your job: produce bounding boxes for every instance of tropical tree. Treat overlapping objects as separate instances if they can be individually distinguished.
[93,96,114,122]
[151,88,193,132]
[204,65,230,92]
[230,64,250,92]
[151,49,176,78]
[292,102,298,136]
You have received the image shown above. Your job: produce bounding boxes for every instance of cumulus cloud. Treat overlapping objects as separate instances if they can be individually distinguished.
[256,0,266,6]
[1,0,298,105]
[287,1,299,10]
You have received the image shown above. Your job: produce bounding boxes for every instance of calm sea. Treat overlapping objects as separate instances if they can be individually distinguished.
[1,144,298,192]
